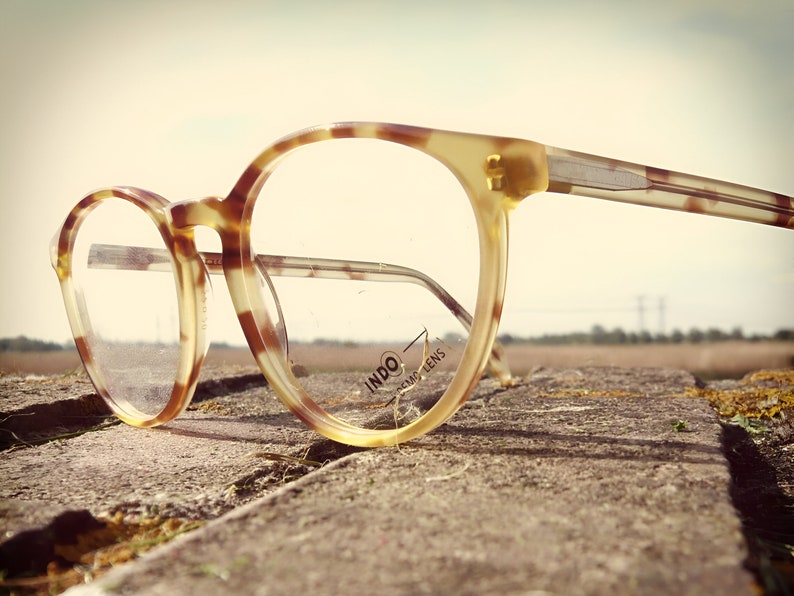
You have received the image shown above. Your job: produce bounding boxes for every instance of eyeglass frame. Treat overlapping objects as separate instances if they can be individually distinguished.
[51,122,794,447]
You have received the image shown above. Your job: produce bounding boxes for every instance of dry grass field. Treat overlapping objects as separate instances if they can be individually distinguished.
[3,340,792,380]
[500,341,794,378]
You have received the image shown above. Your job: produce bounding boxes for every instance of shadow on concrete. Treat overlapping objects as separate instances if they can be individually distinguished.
[722,423,794,595]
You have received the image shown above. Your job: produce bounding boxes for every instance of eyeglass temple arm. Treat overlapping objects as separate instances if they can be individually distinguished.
[86,244,514,385]
[544,147,794,230]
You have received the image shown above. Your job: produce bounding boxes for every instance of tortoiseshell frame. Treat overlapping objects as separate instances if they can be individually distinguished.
[51,123,794,447]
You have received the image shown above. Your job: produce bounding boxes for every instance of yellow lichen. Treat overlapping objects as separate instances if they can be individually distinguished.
[187,400,234,416]
[684,368,794,418]
[746,369,794,385]
[1,512,203,595]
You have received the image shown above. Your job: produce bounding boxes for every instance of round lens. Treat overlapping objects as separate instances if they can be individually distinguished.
[71,198,181,419]
[250,138,479,430]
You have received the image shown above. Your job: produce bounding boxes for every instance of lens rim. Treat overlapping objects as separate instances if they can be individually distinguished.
[223,123,537,446]
[52,186,210,427]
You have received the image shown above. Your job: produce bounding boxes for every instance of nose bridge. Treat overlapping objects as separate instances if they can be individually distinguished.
[168,196,241,234]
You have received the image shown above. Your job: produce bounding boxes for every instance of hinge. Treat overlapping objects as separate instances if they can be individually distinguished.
[486,154,507,191]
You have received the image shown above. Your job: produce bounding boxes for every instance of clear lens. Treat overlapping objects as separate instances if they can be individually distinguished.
[250,138,479,429]
[72,198,181,418]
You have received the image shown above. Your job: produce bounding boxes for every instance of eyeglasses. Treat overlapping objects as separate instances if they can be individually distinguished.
[51,123,793,447]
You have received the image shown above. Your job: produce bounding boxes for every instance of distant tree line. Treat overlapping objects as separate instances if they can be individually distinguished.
[2,328,793,352]
[0,336,69,352]
[498,326,794,346]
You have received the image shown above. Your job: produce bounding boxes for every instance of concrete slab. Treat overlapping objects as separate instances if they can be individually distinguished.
[1,367,756,594]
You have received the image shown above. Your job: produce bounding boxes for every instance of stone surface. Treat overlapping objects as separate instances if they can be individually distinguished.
[0,367,759,594]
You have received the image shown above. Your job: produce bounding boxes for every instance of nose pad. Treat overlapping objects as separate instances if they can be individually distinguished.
[190,253,214,365]
[253,255,290,360]
[199,265,214,355]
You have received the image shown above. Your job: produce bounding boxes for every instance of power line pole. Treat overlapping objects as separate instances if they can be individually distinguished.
[637,295,645,333]
[658,296,666,336]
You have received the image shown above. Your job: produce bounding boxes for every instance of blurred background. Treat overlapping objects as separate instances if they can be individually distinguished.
[1,0,792,354]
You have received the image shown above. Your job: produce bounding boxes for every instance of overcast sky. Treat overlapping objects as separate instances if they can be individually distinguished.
[1,0,792,345]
